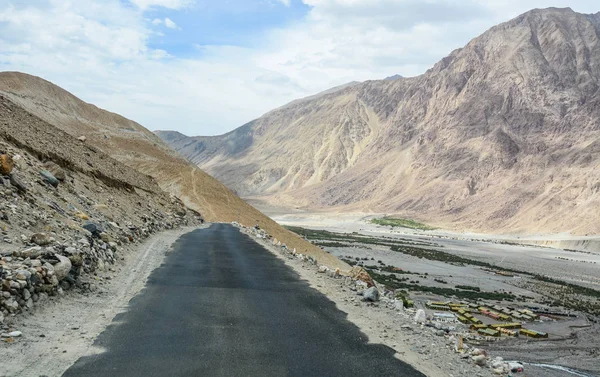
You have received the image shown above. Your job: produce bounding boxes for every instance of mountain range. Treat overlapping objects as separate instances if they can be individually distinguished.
[158,7,600,236]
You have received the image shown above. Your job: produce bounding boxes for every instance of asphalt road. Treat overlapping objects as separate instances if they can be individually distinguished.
[63,224,425,377]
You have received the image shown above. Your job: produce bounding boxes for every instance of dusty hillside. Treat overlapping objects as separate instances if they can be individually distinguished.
[0,72,348,271]
[0,93,203,324]
[159,8,600,236]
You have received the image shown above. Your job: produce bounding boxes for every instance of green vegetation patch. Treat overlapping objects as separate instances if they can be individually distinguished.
[370,217,436,231]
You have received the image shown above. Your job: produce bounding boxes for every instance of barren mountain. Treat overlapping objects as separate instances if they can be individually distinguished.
[0,72,347,270]
[158,8,600,236]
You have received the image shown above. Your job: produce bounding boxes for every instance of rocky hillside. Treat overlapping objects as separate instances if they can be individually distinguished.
[0,94,202,325]
[159,8,600,235]
[0,72,347,272]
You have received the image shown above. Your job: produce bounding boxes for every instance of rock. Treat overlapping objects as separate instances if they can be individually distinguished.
[471,348,486,356]
[53,255,72,280]
[31,233,52,246]
[77,136,87,143]
[0,312,3,323]
[40,170,59,187]
[394,299,404,311]
[21,246,43,258]
[9,173,27,192]
[8,331,22,337]
[318,265,329,273]
[363,286,380,302]
[43,161,66,181]
[75,212,89,220]
[435,329,446,336]
[100,232,113,243]
[83,222,104,237]
[350,266,375,287]
[471,354,487,366]
[0,154,14,175]
[508,361,524,373]
[414,309,427,324]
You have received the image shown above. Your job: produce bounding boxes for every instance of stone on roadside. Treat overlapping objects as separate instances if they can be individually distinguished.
[350,266,375,287]
[363,286,380,302]
[471,354,487,366]
[394,299,404,311]
[414,309,427,324]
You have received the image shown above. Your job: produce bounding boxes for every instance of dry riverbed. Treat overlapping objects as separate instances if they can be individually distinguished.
[261,211,600,377]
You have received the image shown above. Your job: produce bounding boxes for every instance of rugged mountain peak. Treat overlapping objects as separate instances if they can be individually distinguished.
[159,8,600,235]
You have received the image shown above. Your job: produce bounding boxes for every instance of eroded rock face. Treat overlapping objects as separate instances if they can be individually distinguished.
[160,8,600,235]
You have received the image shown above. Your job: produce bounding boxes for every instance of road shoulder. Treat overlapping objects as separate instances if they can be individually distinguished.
[0,226,204,377]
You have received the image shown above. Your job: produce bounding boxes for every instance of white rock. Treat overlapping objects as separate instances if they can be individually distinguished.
[53,255,72,280]
[394,299,404,311]
[414,309,427,324]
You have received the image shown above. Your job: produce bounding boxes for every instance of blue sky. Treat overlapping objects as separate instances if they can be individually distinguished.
[1,0,599,135]
[145,1,310,57]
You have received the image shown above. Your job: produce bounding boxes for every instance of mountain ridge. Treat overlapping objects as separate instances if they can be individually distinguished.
[158,7,600,235]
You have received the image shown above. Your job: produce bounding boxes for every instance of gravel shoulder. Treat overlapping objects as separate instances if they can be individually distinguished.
[0,226,204,377]
[242,226,493,377]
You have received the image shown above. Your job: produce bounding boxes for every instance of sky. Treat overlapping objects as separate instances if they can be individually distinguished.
[0,1,598,136]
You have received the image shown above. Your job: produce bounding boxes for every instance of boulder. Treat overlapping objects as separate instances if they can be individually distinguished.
[40,170,59,187]
[43,161,66,181]
[78,136,87,143]
[0,154,14,175]
[363,287,380,302]
[53,255,72,280]
[31,233,52,246]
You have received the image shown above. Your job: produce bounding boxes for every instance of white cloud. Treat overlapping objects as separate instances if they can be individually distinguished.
[164,17,178,29]
[275,0,292,6]
[0,0,599,136]
[130,0,192,10]
[152,17,179,29]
